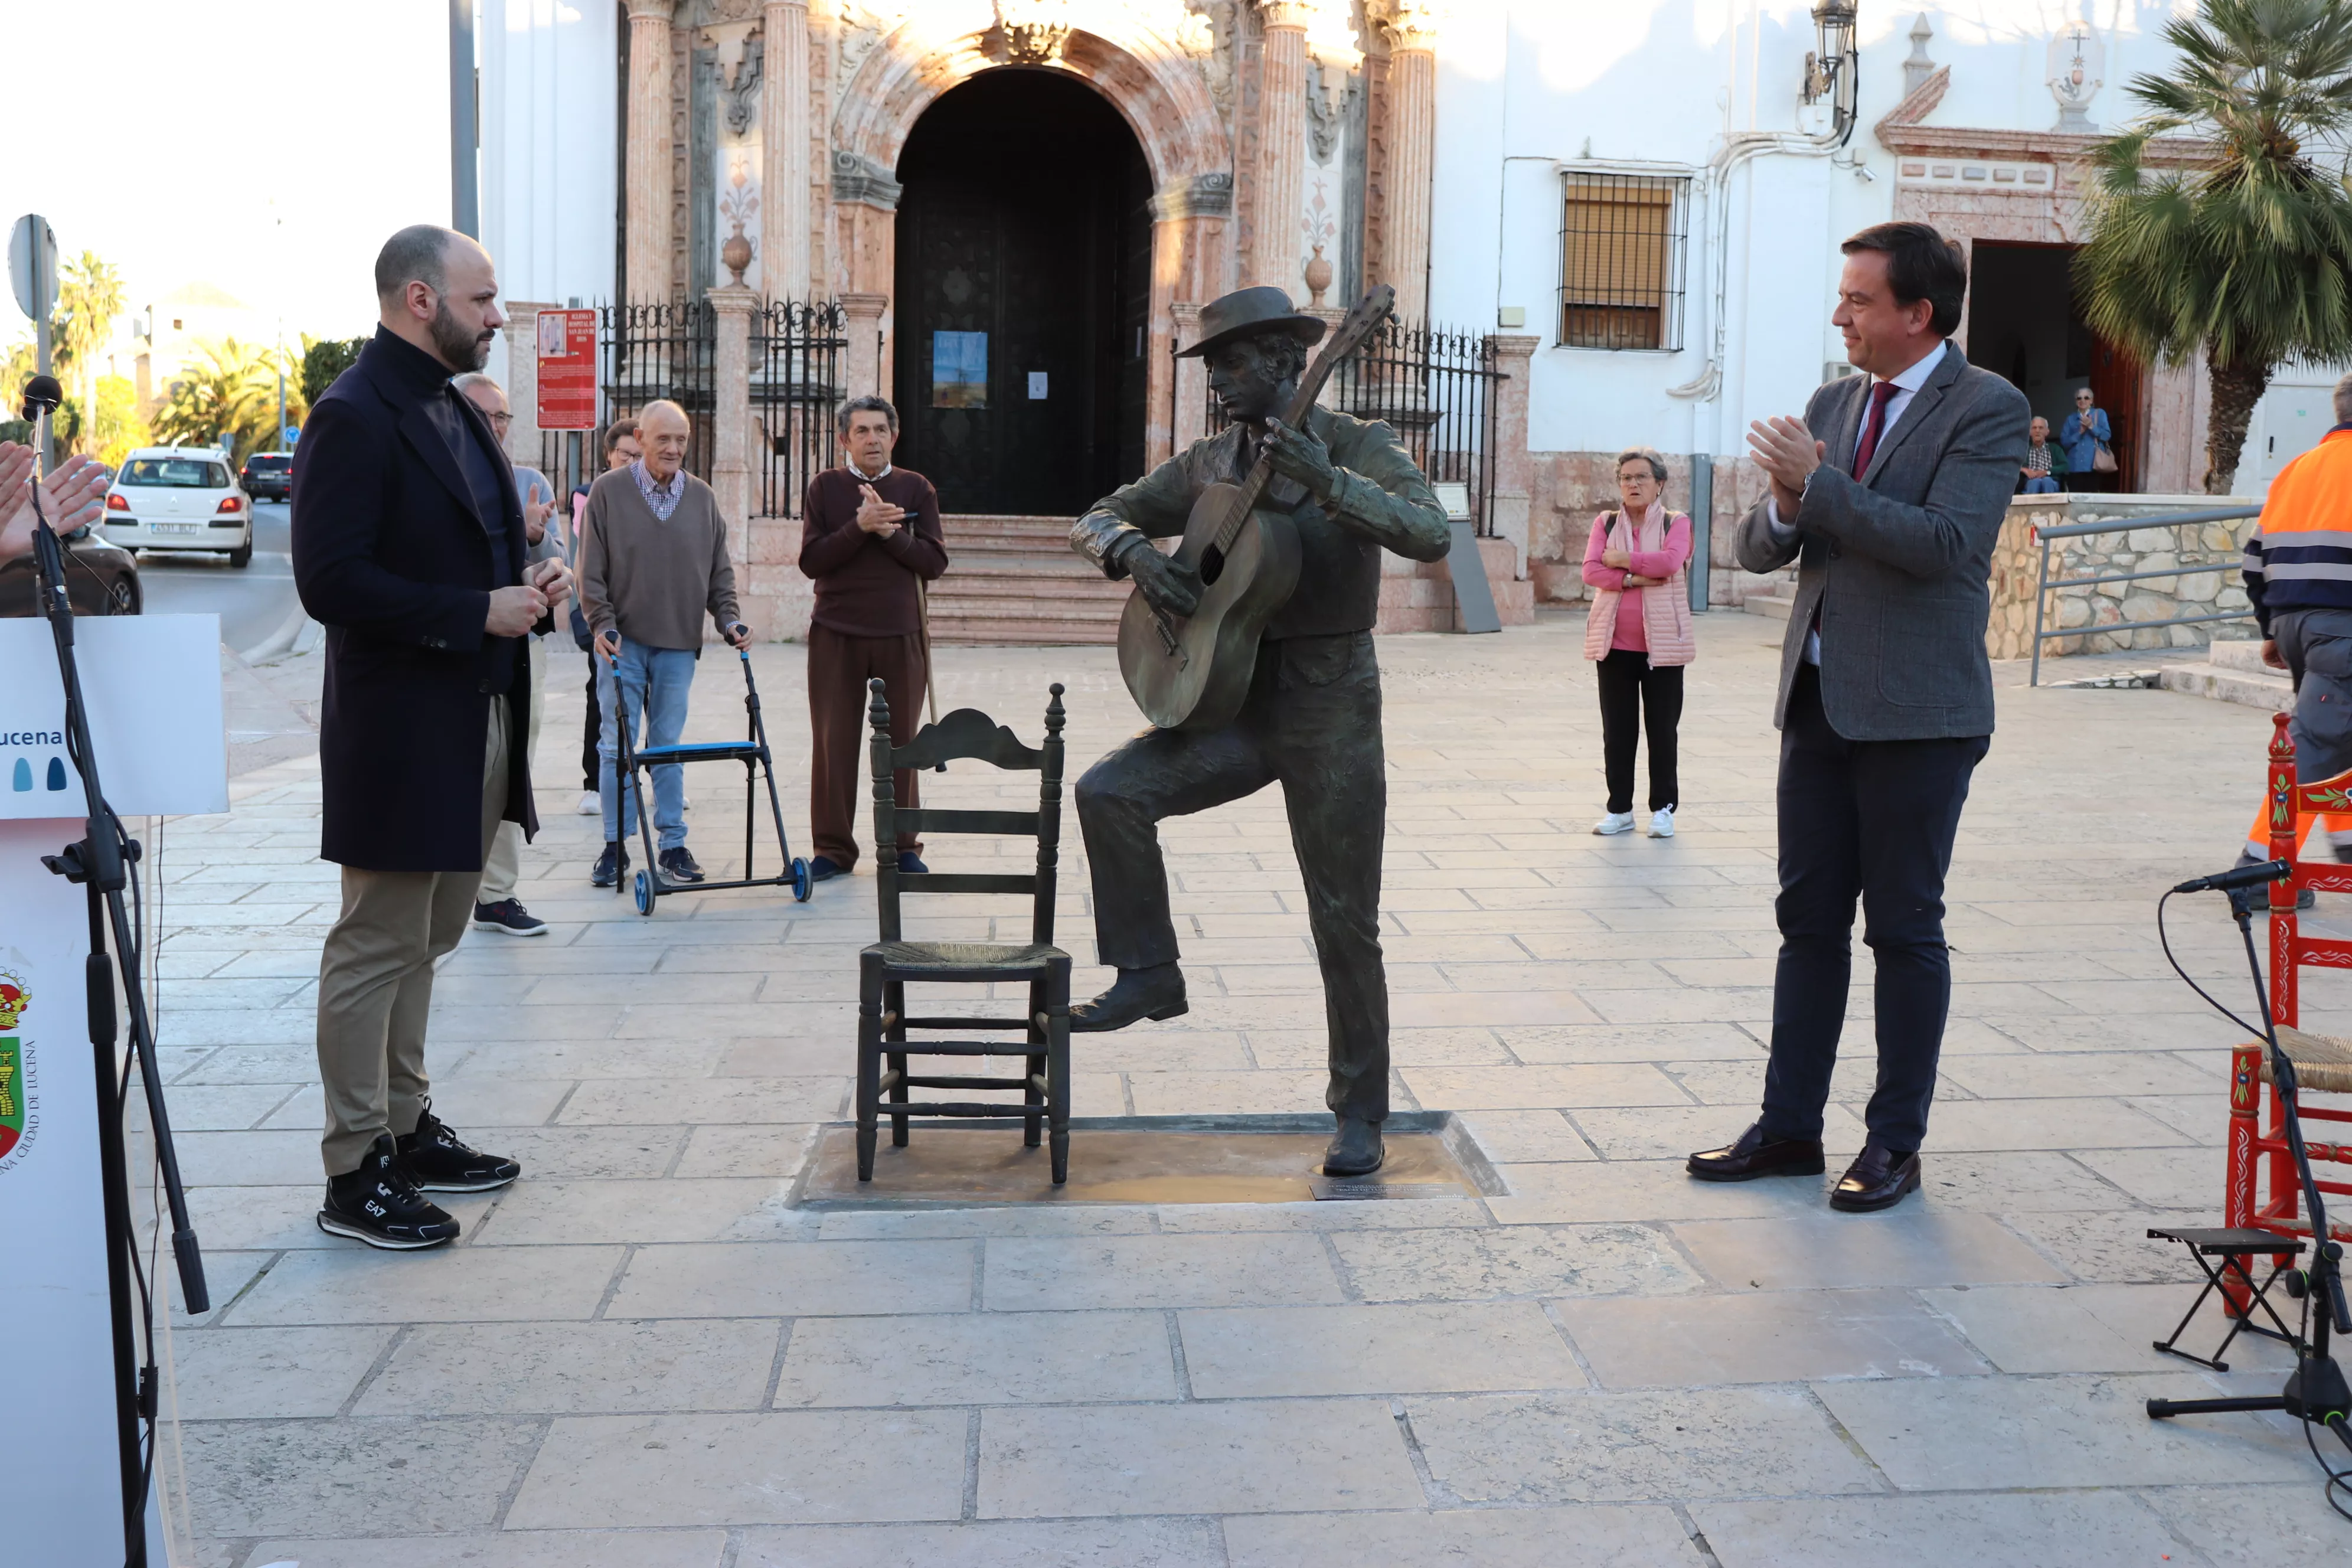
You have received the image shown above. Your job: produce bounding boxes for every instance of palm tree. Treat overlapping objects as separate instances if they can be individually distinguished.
[151,338,290,466]
[2073,0,2352,494]
[54,251,125,452]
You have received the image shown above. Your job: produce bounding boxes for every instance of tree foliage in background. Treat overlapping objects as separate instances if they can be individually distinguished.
[300,335,367,411]
[91,375,149,468]
[150,338,308,468]
[2074,0,2352,493]
[55,251,125,451]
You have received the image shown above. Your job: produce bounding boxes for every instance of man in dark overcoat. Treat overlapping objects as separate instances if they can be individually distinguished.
[292,224,571,1250]
[1067,286,1449,1176]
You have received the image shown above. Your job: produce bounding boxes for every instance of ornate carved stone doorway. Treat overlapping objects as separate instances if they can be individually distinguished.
[891,69,1152,514]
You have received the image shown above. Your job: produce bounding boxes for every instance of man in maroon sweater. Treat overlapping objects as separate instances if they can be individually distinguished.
[799,396,950,880]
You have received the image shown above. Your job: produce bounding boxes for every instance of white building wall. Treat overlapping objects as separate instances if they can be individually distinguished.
[1435,0,2201,464]
[481,0,620,316]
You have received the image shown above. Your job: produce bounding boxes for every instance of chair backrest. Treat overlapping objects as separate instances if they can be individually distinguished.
[867,678,1066,945]
[2263,711,2352,1028]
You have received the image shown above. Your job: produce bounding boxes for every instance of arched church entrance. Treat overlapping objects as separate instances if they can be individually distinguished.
[891,68,1152,515]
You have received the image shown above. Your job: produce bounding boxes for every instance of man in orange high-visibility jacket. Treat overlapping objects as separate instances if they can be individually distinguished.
[2239,370,2352,884]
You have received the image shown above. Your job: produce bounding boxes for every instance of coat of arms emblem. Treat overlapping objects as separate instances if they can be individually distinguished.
[0,966,31,1163]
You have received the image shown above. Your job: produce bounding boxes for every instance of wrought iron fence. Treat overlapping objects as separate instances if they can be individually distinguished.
[603,300,717,480]
[1203,318,1501,535]
[753,299,849,518]
[537,300,717,487]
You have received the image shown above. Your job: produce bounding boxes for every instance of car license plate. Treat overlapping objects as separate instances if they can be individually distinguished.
[151,522,200,534]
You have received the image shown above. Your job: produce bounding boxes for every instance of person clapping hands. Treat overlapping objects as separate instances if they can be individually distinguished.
[0,442,112,563]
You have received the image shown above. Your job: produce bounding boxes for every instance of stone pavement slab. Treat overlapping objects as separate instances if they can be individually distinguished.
[147,619,2352,1564]
[505,1410,970,1527]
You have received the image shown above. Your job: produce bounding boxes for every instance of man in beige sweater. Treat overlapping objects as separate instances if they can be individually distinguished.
[577,400,750,888]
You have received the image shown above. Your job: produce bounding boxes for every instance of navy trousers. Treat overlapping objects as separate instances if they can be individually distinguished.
[1759,665,1988,1152]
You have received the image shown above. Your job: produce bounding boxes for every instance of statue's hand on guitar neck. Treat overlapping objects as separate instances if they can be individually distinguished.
[1122,540,1203,619]
[1260,417,1338,504]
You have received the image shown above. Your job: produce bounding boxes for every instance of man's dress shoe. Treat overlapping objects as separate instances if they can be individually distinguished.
[1070,963,1188,1033]
[1686,1122,1826,1182]
[1831,1144,1922,1212]
[1322,1117,1384,1177]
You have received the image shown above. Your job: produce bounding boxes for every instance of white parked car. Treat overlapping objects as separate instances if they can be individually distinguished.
[103,446,254,568]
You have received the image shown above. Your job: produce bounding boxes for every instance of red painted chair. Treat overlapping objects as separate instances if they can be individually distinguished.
[2222,713,2352,1309]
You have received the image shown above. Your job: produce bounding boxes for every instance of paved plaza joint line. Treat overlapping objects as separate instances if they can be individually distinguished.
[152,616,2352,1564]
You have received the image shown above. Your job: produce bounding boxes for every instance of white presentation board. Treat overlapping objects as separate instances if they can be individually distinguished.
[0,612,223,1561]
[0,614,228,819]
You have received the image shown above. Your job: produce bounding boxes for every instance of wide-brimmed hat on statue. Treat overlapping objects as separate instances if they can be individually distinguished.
[1175,286,1328,360]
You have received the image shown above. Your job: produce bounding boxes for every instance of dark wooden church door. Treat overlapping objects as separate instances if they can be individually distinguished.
[893,70,1151,516]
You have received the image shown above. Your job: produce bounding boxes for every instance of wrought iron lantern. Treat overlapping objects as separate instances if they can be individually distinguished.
[1803,0,1861,143]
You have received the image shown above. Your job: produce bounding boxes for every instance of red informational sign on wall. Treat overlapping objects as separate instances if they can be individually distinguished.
[536,309,597,430]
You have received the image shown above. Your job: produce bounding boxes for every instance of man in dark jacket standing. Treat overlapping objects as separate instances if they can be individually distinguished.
[292,224,572,1250]
[798,395,948,881]
[1687,223,2027,1213]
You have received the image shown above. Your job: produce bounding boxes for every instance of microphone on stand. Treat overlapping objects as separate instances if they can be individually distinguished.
[20,373,62,490]
[2171,858,2291,896]
[19,371,62,417]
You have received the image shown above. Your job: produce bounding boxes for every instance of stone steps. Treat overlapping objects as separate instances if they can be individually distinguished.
[2160,638,2293,712]
[929,515,1123,646]
[1742,579,1796,621]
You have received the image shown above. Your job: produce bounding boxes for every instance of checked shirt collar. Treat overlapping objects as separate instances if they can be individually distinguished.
[631,458,686,521]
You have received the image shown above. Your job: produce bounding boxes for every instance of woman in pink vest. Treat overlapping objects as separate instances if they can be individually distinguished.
[1582,446,1696,838]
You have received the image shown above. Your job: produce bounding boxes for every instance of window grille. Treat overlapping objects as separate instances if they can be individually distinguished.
[1558,172,1688,352]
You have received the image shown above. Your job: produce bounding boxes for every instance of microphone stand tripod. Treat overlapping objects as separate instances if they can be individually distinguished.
[2149,880,2352,1469]
[19,383,209,1568]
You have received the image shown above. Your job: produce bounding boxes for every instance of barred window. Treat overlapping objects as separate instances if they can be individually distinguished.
[1559,172,1689,352]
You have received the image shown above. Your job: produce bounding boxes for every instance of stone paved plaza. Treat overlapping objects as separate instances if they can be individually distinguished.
[152,613,2352,1564]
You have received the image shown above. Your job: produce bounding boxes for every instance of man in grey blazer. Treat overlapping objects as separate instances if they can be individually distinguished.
[1687,222,2028,1211]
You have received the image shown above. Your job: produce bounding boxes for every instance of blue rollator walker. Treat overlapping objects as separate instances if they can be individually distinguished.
[609,646,811,914]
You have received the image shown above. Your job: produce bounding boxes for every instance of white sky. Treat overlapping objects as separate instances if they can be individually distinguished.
[1,0,453,347]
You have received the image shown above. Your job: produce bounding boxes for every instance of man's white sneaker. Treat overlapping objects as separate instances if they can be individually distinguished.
[1648,808,1676,839]
[1592,811,1636,836]
[576,790,601,815]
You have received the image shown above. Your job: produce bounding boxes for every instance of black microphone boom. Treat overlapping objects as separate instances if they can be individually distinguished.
[2173,858,2291,896]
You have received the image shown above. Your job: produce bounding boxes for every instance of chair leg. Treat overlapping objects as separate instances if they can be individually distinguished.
[1047,957,1072,1185]
[855,958,883,1181]
[886,980,910,1148]
[2225,1044,2263,1317]
[1024,977,1044,1149]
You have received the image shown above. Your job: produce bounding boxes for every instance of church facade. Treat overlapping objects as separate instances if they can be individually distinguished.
[478,2,2261,631]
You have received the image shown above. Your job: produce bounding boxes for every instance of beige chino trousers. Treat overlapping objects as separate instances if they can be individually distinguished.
[315,695,511,1177]
[477,635,545,902]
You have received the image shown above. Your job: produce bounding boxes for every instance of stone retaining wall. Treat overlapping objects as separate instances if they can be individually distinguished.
[1987,493,2255,660]
[1530,450,1772,609]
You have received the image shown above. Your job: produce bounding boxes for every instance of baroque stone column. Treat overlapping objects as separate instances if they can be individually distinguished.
[1487,332,1539,580]
[1383,2,1439,326]
[1170,301,1207,453]
[707,285,759,548]
[498,304,548,468]
[840,292,889,401]
[625,0,676,303]
[760,0,810,300]
[1253,2,1311,299]
[1150,174,1233,464]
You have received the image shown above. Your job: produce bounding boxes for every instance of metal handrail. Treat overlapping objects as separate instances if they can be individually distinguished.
[2029,504,2262,686]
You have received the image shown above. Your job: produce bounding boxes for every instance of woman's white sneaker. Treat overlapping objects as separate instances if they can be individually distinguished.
[1592,811,1636,836]
[576,790,601,815]
[1648,807,1676,838]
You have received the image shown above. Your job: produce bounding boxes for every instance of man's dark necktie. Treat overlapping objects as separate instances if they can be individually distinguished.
[1850,380,1900,478]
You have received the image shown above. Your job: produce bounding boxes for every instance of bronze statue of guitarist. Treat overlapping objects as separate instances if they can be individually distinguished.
[1067,285,1449,1176]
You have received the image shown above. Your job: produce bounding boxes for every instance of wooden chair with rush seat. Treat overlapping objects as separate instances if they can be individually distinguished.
[2220,712,2352,1308]
[855,678,1073,1183]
